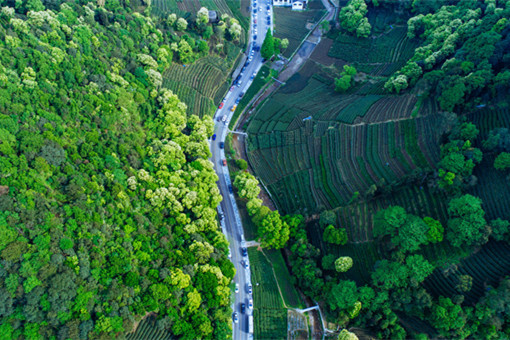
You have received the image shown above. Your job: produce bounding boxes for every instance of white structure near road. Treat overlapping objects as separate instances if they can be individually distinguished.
[273,0,307,10]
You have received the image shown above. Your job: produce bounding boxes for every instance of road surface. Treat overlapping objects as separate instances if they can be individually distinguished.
[210,0,273,339]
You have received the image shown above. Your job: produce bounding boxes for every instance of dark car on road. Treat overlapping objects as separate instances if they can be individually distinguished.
[219,142,224,149]
[212,134,216,140]
[241,247,248,256]
[228,184,233,193]
[241,303,246,314]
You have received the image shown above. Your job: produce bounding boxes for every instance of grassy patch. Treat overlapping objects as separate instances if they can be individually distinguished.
[265,249,304,308]
[248,247,287,339]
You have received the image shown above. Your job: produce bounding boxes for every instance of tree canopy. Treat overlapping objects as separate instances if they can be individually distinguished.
[0,2,234,338]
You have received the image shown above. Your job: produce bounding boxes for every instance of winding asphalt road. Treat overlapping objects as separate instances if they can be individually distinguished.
[210,1,273,339]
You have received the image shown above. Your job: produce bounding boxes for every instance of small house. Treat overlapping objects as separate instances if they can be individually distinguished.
[292,0,304,10]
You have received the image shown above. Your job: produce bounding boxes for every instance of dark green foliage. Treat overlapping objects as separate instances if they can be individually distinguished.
[235,158,248,170]
[446,194,489,248]
[490,219,510,241]
[374,206,429,253]
[494,152,510,170]
[261,29,275,59]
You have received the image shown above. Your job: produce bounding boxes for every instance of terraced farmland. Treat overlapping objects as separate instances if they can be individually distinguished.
[328,26,419,76]
[467,107,510,220]
[248,248,288,340]
[247,113,449,215]
[151,0,234,18]
[425,241,510,305]
[126,315,172,340]
[162,56,234,117]
[246,26,442,215]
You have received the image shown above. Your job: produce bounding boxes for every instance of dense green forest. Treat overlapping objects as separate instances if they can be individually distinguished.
[0,0,242,338]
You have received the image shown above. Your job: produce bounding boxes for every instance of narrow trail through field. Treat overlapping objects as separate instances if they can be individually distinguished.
[257,249,289,308]
[339,115,425,127]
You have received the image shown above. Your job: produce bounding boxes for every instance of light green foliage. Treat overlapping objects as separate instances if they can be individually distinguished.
[167,13,177,26]
[339,0,371,38]
[494,152,510,170]
[447,194,488,247]
[335,256,353,272]
[177,39,194,64]
[0,4,233,338]
[334,75,352,92]
[176,17,187,31]
[280,38,289,50]
[384,74,409,94]
[258,211,290,249]
[23,276,42,293]
[196,7,209,25]
[233,171,261,200]
[338,329,359,340]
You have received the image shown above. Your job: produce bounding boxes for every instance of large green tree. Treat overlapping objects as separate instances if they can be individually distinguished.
[338,0,371,38]
[258,210,290,249]
[374,206,429,253]
[446,194,488,247]
[261,29,275,59]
